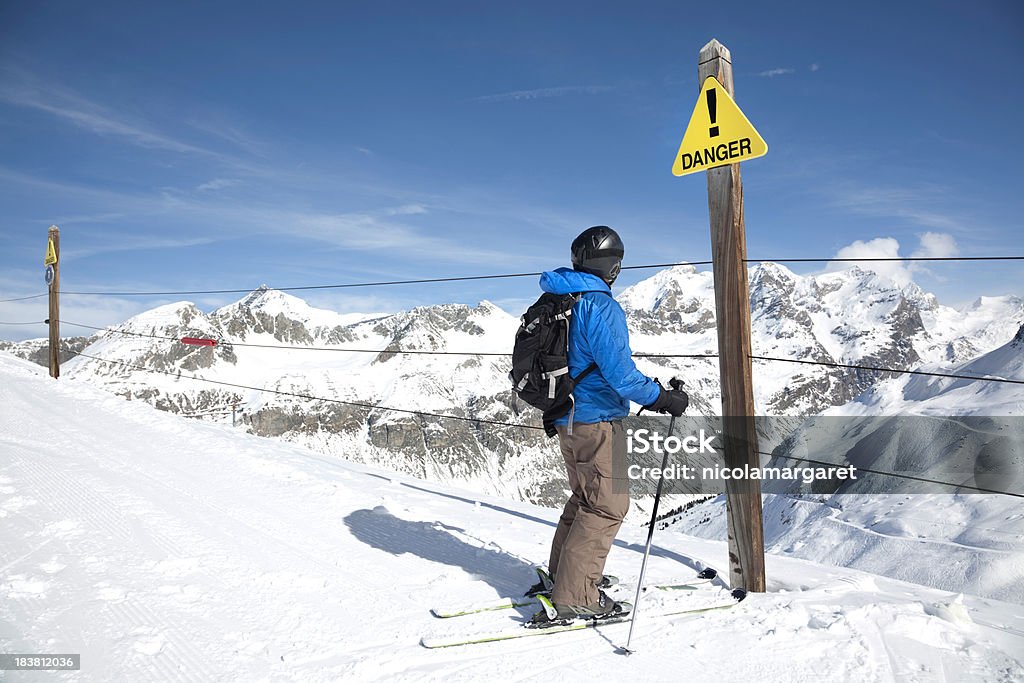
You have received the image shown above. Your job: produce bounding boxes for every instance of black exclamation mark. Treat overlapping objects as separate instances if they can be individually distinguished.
[707,88,719,138]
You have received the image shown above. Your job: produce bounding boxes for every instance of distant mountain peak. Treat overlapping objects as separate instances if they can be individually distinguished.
[235,286,296,308]
[752,261,797,279]
[618,264,712,313]
[475,300,500,315]
[121,301,204,331]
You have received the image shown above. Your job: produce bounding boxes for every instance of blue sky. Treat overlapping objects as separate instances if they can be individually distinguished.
[1,0,1022,341]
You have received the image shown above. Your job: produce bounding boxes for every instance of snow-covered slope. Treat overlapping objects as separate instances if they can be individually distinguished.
[830,324,1024,416]
[1,353,1021,681]
[670,327,1024,602]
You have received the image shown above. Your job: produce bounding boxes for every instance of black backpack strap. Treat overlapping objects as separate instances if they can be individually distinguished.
[572,362,598,385]
[566,291,602,391]
[542,363,598,438]
[542,412,559,438]
[566,290,605,385]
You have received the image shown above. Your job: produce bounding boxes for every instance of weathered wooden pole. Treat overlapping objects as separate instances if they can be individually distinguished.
[698,39,766,592]
[46,225,61,379]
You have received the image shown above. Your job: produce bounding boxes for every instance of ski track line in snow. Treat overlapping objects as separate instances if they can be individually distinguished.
[787,494,1024,543]
[113,460,349,579]
[4,382,432,675]
[971,614,1024,639]
[802,497,1011,556]
[13,449,188,569]
[11,466,348,677]
[871,621,910,682]
[0,467,57,624]
[104,596,222,683]
[498,618,658,682]
[870,613,978,681]
[0,407,281,681]
[74,421,431,612]
[53,418,343,577]
[16,455,134,543]
[3,456,229,681]
[0,537,55,575]
[869,505,1024,542]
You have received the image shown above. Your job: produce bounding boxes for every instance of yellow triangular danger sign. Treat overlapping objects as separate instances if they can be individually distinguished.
[44,238,57,265]
[672,77,768,177]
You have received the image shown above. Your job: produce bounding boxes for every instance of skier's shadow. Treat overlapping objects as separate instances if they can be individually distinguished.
[343,507,535,597]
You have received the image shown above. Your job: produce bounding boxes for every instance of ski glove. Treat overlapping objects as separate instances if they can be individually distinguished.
[644,385,689,416]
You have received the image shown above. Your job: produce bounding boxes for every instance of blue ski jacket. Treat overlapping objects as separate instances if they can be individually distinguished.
[538,268,661,425]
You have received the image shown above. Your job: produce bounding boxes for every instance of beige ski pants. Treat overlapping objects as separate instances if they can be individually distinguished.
[548,420,629,606]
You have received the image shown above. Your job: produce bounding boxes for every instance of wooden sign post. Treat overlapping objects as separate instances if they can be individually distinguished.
[47,225,61,379]
[698,39,766,592]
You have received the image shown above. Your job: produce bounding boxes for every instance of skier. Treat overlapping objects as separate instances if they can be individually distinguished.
[528,225,689,626]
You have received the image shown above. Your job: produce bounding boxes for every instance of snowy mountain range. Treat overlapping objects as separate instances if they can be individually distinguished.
[4,264,1022,507]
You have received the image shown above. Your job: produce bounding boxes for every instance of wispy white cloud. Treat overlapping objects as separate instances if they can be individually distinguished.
[810,63,821,72]
[0,68,280,179]
[384,204,428,216]
[45,211,125,225]
[663,73,694,87]
[197,178,241,192]
[758,68,795,78]
[69,236,221,261]
[301,291,407,318]
[284,209,513,264]
[0,267,157,342]
[0,165,156,205]
[0,165,532,268]
[355,146,374,156]
[185,117,269,157]
[472,85,614,103]
[0,73,219,158]
[0,69,437,204]
[829,184,963,232]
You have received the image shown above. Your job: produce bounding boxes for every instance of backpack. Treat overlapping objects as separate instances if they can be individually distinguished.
[509,292,598,437]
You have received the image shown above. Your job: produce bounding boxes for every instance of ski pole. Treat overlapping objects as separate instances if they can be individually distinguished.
[619,408,678,655]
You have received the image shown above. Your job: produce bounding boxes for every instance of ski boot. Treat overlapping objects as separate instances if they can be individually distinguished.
[526,590,630,629]
[524,568,618,597]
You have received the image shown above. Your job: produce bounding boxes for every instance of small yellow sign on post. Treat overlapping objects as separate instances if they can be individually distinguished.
[672,76,767,176]
[44,238,58,265]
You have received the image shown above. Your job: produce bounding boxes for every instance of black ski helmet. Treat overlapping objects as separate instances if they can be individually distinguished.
[571,226,624,284]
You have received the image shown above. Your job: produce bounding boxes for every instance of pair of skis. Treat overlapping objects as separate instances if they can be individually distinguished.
[422,568,746,649]
[429,567,717,618]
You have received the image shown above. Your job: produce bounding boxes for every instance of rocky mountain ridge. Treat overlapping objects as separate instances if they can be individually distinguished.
[6,265,1021,506]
